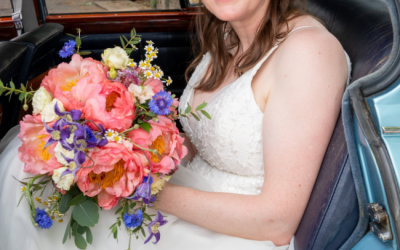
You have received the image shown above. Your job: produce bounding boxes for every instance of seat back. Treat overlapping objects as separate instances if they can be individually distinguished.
[55,31,193,97]
[294,0,393,249]
[0,42,28,138]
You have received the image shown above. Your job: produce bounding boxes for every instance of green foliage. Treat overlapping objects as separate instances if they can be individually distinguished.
[119,28,141,56]
[179,101,211,120]
[139,122,152,133]
[0,79,35,109]
[72,199,99,227]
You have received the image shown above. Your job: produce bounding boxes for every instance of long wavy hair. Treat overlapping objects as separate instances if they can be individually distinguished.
[185,0,311,91]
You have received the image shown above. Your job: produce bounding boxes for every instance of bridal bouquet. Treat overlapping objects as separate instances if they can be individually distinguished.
[0,28,209,249]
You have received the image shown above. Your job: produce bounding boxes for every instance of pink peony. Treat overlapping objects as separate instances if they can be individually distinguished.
[145,78,164,94]
[128,116,187,174]
[75,141,148,210]
[18,115,62,175]
[82,81,135,132]
[41,54,108,111]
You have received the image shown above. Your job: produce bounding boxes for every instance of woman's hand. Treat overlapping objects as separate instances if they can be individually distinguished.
[179,132,197,162]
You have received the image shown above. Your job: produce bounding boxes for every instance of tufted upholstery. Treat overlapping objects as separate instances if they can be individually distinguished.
[55,32,194,96]
[294,0,393,249]
[0,42,28,139]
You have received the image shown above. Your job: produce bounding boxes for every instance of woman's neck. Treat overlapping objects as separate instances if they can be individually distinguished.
[228,1,270,52]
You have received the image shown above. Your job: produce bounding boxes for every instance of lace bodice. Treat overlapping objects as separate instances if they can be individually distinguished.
[178,27,352,195]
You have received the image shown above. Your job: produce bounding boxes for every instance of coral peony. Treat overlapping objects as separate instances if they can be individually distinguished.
[82,81,135,132]
[41,54,108,111]
[18,115,62,175]
[75,140,148,209]
[129,116,187,174]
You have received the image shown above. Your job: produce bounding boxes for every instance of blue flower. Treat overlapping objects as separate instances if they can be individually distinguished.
[148,91,173,116]
[34,208,53,229]
[85,126,97,143]
[59,40,76,58]
[127,176,156,205]
[123,210,144,229]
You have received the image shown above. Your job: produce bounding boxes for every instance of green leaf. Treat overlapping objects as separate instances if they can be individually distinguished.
[79,51,91,56]
[184,103,191,114]
[196,102,207,111]
[20,83,26,91]
[59,193,73,214]
[129,202,136,209]
[141,227,146,237]
[109,222,117,230]
[68,193,87,206]
[10,81,15,89]
[85,227,93,244]
[123,35,129,43]
[66,33,76,37]
[120,37,126,48]
[115,206,123,215]
[77,225,86,234]
[75,37,82,47]
[139,122,152,133]
[71,221,78,237]
[113,229,118,239]
[147,112,157,117]
[19,92,25,101]
[132,226,141,233]
[62,216,72,244]
[0,80,4,87]
[122,203,129,215]
[74,233,87,249]
[111,226,117,234]
[191,112,200,121]
[72,200,99,227]
[143,213,152,221]
[201,110,211,119]
[132,28,136,37]
[117,220,121,227]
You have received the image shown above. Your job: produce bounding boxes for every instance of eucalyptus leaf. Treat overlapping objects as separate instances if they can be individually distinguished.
[85,227,93,244]
[131,29,134,38]
[191,112,200,121]
[20,83,26,91]
[77,225,86,234]
[196,102,207,111]
[201,110,211,119]
[72,200,99,227]
[59,193,73,214]
[68,193,87,206]
[74,233,87,249]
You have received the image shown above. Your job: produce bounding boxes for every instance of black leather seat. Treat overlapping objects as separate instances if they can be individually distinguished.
[0,42,28,139]
[55,31,193,97]
[294,0,393,249]
[11,23,64,81]
[0,23,64,139]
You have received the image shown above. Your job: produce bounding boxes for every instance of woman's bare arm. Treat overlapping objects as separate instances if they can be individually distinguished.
[156,28,348,246]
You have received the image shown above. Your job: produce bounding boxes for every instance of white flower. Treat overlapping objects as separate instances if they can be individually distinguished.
[32,86,53,115]
[113,135,123,144]
[128,61,137,67]
[144,70,154,78]
[145,53,154,61]
[149,50,158,59]
[146,40,154,45]
[101,47,130,70]
[139,60,148,70]
[144,45,154,53]
[166,76,173,86]
[105,129,117,141]
[41,98,65,122]
[52,167,74,191]
[154,71,162,80]
[128,84,154,104]
[54,142,74,166]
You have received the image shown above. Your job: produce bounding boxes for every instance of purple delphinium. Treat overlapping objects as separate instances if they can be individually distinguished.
[144,211,167,244]
[54,104,82,123]
[43,118,71,148]
[123,210,143,229]
[59,40,76,58]
[148,91,173,116]
[34,208,53,229]
[127,176,156,205]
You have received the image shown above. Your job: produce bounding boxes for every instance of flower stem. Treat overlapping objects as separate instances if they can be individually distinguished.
[126,138,157,154]
[26,174,46,226]
[140,148,153,182]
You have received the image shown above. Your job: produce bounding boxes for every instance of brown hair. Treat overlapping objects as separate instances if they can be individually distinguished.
[185,0,310,91]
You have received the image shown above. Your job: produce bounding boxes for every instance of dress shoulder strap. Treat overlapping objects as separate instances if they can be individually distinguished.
[248,26,314,78]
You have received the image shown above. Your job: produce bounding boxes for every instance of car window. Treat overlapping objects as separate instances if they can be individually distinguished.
[188,0,199,4]
[44,0,181,14]
[0,0,12,17]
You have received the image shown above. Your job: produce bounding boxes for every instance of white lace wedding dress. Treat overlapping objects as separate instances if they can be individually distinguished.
[0,26,352,250]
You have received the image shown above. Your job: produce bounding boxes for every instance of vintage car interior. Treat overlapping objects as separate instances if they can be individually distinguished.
[0,0,399,249]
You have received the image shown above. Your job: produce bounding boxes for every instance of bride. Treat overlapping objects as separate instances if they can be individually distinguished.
[0,0,351,249]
